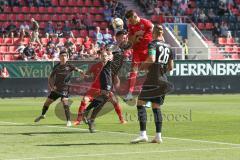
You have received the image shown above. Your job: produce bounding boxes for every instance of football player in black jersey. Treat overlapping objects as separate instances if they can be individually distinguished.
[131,25,174,143]
[34,51,84,127]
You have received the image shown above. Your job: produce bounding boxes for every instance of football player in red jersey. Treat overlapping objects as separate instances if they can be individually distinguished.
[74,50,126,126]
[124,10,154,102]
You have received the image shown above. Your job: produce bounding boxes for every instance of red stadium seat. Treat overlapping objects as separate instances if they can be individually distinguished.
[39,22,46,29]
[60,14,68,21]
[13,7,21,13]
[225,45,233,53]
[30,7,38,13]
[59,0,67,6]
[76,38,83,45]
[81,7,88,13]
[13,38,20,44]
[51,0,58,6]
[39,7,46,13]
[4,38,14,45]
[68,0,77,6]
[17,14,25,21]
[205,23,214,30]
[52,14,60,21]
[80,30,88,37]
[197,23,205,30]
[42,14,51,21]
[95,15,104,21]
[58,38,67,43]
[8,46,17,53]
[77,0,84,6]
[41,38,49,45]
[186,8,194,15]
[22,38,30,45]
[4,54,14,61]
[56,7,63,13]
[151,15,159,23]
[4,6,11,13]
[226,38,235,45]
[21,6,29,13]
[72,7,80,13]
[99,22,108,29]
[72,30,79,37]
[0,46,8,53]
[93,0,101,6]
[0,55,3,61]
[8,14,17,21]
[0,14,7,20]
[89,7,97,14]
[232,45,238,53]
[64,7,72,14]
[85,0,93,6]
[34,14,42,21]
[218,37,227,45]
[47,7,55,13]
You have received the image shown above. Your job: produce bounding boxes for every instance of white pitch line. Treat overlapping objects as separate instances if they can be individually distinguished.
[5,146,240,160]
[1,121,240,147]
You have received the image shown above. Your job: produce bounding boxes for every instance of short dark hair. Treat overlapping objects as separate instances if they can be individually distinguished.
[59,50,68,56]
[153,24,164,35]
[115,30,127,37]
[125,10,135,19]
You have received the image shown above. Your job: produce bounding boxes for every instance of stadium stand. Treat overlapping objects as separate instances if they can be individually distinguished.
[0,0,239,61]
[0,0,126,61]
[145,0,240,60]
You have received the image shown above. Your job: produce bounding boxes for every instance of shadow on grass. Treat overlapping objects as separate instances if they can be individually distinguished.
[37,142,130,146]
[0,131,89,136]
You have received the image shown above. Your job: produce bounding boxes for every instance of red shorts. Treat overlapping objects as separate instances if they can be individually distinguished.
[132,50,148,67]
[85,87,101,101]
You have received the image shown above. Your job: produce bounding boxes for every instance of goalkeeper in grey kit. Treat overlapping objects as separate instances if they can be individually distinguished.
[34,51,84,127]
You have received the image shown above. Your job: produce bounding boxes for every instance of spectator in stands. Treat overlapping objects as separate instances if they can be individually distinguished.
[182,39,189,60]
[112,0,126,18]
[8,0,20,6]
[45,21,55,39]
[161,1,170,14]
[64,38,76,58]
[199,9,207,23]
[5,21,17,38]
[218,1,227,16]
[192,7,200,23]
[0,65,9,79]
[83,36,92,52]
[22,42,36,61]
[30,18,41,46]
[55,22,63,37]
[179,0,188,15]
[71,14,86,30]
[220,22,229,37]
[83,13,95,33]
[103,5,113,23]
[46,41,56,58]
[212,23,221,43]
[25,0,34,6]
[62,21,74,38]
[19,21,30,41]
[16,42,26,55]
[208,9,218,23]
[94,26,105,47]
[103,28,113,45]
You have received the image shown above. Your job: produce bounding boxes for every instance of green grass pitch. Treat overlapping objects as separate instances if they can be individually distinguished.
[0,95,240,160]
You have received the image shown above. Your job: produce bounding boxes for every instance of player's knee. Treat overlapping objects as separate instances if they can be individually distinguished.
[152,103,161,109]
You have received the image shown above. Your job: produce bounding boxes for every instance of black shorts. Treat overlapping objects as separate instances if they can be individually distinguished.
[48,91,69,101]
[138,77,173,105]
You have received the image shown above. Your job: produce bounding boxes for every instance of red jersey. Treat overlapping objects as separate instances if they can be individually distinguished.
[128,18,153,51]
[88,62,103,88]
